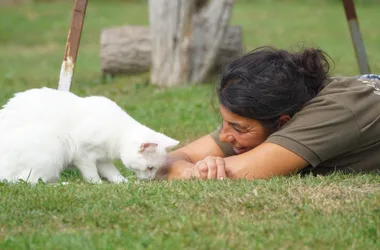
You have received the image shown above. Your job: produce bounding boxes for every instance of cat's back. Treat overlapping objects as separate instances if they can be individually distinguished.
[4,87,78,108]
[0,87,81,130]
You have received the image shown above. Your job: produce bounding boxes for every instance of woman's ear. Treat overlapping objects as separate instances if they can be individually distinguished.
[277,115,291,128]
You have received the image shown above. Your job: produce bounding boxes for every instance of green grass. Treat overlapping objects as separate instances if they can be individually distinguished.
[1,174,379,250]
[0,1,379,249]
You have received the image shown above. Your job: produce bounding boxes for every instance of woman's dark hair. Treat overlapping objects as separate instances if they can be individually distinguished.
[218,46,331,129]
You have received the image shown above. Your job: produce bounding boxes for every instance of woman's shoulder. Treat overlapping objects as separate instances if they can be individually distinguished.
[281,74,380,148]
[307,75,380,109]
[268,74,380,174]
[322,75,380,92]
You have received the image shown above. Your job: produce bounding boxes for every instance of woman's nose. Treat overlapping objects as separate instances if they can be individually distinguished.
[219,129,235,143]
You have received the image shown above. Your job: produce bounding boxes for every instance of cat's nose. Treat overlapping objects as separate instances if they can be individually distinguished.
[147,166,153,171]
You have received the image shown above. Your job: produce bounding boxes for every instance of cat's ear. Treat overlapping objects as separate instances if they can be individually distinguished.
[139,142,158,153]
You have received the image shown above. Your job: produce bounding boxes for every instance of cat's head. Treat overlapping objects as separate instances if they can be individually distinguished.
[120,132,179,180]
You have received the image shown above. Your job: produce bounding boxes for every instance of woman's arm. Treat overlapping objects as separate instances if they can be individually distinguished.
[201,142,309,179]
[158,137,309,180]
[156,134,226,180]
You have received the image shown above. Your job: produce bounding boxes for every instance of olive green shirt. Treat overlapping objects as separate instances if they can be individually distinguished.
[210,77,380,175]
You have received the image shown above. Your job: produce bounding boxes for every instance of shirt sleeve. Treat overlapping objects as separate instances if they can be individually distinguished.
[266,97,360,167]
[209,125,236,157]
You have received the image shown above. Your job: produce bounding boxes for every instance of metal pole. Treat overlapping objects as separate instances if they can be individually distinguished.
[342,0,370,74]
[58,0,88,91]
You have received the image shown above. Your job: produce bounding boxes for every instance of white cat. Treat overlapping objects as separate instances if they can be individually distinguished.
[0,87,179,184]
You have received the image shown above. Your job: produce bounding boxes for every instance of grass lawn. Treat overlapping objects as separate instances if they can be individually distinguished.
[0,0,379,249]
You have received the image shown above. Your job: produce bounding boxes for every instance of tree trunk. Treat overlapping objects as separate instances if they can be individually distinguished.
[100,25,243,77]
[148,0,235,87]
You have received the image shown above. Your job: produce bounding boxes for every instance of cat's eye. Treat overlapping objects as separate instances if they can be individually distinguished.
[147,166,153,171]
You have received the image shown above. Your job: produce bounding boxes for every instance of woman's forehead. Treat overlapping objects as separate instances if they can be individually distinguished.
[219,105,257,126]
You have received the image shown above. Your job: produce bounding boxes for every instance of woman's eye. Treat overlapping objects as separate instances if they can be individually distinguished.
[232,126,243,133]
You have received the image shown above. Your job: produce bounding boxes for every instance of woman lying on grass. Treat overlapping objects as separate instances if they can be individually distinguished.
[158,46,380,180]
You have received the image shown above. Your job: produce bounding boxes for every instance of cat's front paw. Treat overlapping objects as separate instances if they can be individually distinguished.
[88,178,103,184]
[109,175,128,184]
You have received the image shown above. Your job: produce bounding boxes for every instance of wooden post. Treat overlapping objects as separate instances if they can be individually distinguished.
[342,0,370,74]
[58,0,88,91]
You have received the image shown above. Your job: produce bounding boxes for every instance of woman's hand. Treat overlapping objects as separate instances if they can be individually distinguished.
[192,156,227,180]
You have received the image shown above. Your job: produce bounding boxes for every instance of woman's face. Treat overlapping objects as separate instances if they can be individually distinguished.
[219,105,271,154]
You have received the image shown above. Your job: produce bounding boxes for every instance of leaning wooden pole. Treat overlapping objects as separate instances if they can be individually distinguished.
[342,0,370,74]
[58,0,88,91]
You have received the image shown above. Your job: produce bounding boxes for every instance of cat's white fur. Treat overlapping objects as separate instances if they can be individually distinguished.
[0,87,179,184]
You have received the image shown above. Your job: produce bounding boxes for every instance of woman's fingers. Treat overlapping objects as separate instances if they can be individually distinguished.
[205,157,217,179]
[197,161,208,179]
[194,157,227,180]
[215,157,226,179]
